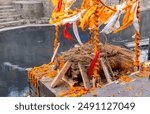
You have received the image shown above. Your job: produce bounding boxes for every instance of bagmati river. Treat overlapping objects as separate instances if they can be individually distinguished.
[0,26,57,96]
[0,25,87,96]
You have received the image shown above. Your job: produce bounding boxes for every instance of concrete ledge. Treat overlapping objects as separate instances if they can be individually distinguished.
[38,77,69,97]
[28,73,150,97]
[0,24,51,32]
[125,38,150,48]
[29,77,70,97]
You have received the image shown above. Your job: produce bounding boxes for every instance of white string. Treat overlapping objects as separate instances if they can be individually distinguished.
[73,22,83,45]
[51,43,60,62]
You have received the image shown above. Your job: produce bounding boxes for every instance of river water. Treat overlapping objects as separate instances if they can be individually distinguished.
[0,25,81,96]
[0,26,56,96]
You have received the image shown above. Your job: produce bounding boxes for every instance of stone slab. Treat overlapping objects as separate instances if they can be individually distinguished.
[83,73,150,97]
[34,72,150,97]
[38,77,70,97]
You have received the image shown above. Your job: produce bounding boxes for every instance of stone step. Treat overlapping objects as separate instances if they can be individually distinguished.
[0,20,25,28]
[0,17,19,23]
[0,5,13,10]
[0,11,17,16]
[0,14,21,19]
[0,8,16,13]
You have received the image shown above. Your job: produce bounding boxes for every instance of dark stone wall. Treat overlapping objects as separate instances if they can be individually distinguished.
[148,38,150,60]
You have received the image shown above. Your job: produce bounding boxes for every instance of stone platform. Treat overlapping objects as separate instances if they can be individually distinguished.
[29,72,150,97]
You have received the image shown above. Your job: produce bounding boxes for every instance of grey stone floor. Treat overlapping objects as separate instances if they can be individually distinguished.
[83,74,150,97]
[40,72,150,97]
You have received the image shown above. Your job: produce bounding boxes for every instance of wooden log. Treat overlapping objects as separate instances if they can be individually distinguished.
[51,61,72,88]
[78,63,91,89]
[100,58,112,83]
[62,76,77,87]
[105,59,115,80]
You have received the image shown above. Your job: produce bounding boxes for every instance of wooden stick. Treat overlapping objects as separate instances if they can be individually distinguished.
[100,58,112,83]
[62,76,77,87]
[105,59,115,80]
[51,61,72,88]
[78,63,91,89]
[51,43,60,63]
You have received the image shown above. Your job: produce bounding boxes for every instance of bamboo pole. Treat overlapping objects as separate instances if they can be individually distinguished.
[134,0,141,71]
[93,0,100,87]
[53,26,59,53]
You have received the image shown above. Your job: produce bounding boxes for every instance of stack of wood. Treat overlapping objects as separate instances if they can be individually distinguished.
[51,43,134,89]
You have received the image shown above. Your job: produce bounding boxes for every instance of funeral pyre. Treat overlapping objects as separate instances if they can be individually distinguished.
[28,43,135,96]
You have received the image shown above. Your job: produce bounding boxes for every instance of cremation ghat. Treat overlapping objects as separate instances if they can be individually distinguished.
[27,0,150,97]
[12,0,43,19]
